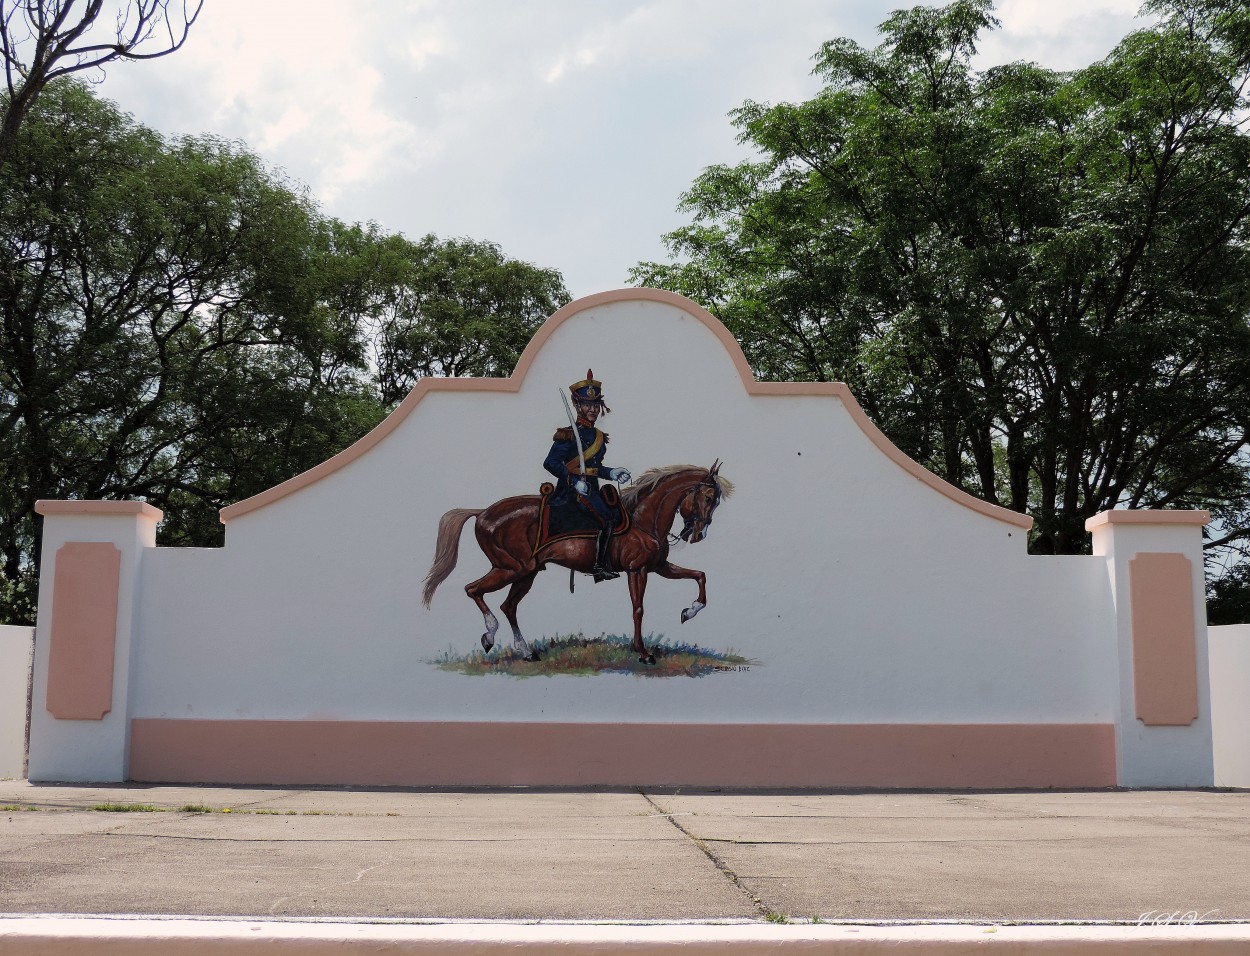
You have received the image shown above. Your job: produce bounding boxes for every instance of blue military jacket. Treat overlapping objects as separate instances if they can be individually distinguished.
[544,423,614,508]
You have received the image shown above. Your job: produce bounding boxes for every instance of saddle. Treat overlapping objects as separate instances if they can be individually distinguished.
[533,482,631,555]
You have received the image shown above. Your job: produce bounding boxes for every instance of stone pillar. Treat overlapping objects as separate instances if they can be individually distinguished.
[1086,510,1213,787]
[27,501,161,782]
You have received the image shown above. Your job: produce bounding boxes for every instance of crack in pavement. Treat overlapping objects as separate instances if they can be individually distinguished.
[639,791,779,922]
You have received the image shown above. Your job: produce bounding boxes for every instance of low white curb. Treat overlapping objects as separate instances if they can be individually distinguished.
[2,917,1249,954]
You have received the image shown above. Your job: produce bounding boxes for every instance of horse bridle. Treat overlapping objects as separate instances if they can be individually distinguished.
[676,477,721,543]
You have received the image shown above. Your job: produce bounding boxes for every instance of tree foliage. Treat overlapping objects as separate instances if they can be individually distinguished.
[0,81,569,623]
[318,224,569,406]
[633,0,1250,608]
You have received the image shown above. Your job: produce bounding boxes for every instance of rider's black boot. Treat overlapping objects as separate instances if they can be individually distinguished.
[592,527,619,582]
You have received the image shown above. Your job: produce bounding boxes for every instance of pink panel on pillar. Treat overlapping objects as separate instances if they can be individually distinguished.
[46,542,120,720]
[1129,552,1198,726]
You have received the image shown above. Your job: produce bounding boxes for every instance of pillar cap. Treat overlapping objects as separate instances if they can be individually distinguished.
[1085,509,1210,531]
[36,500,163,521]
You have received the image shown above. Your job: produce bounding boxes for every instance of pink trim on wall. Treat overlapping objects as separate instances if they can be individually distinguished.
[46,543,121,720]
[36,499,163,521]
[1085,510,1210,531]
[130,720,1115,788]
[1129,553,1199,726]
[219,289,1031,529]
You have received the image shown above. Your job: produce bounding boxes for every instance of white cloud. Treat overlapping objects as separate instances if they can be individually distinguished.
[92,0,1160,297]
[258,105,310,153]
[996,0,1140,36]
[408,34,452,71]
[978,0,1150,70]
[546,45,605,84]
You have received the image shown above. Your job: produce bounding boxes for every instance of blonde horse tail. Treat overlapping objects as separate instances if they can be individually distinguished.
[422,508,482,608]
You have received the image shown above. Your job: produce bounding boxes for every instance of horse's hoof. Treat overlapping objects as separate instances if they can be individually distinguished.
[680,609,692,624]
[639,653,656,665]
[481,634,494,653]
[526,650,541,662]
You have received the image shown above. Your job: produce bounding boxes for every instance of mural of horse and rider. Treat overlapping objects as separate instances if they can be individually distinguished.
[422,370,733,667]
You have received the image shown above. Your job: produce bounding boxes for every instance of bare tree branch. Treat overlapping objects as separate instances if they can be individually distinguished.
[1206,526,1250,551]
[0,0,202,161]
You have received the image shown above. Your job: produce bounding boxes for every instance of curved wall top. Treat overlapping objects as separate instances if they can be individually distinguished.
[219,288,1032,530]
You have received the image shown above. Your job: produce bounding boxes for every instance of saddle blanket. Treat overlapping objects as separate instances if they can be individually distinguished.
[533,484,631,554]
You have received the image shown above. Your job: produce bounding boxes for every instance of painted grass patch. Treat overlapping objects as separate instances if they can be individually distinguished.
[432,633,754,678]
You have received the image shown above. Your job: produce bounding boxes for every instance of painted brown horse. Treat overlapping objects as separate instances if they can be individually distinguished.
[422,462,731,664]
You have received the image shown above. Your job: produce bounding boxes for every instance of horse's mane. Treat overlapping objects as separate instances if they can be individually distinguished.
[619,464,734,510]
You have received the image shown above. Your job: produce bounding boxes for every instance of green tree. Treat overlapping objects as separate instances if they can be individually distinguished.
[0,81,383,620]
[369,233,570,406]
[295,221,569,407]
[633,0,1250,610]
[0,81,571,624]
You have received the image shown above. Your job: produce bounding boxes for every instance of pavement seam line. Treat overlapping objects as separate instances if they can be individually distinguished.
[639,791,780,923]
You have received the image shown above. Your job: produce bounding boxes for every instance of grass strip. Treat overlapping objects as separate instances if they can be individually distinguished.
[88,803,163,812]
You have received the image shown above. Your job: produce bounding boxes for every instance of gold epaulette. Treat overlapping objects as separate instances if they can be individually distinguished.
[553,427,573,440]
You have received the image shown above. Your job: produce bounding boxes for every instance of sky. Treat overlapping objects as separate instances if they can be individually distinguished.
[90,0,1150,299]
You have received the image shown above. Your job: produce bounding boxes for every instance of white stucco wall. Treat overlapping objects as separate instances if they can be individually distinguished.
[1210,624,1250,788]
[0,624,33,779]
[125,295,1119,726]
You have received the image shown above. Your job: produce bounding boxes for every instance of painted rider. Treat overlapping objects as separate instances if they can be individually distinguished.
[545,369,632,582]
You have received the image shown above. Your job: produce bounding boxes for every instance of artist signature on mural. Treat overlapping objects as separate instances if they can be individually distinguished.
[1137,909,1219,926]
[711,664,751,672]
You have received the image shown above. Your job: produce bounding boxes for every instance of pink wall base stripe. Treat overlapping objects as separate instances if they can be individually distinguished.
[129,720,1116,788]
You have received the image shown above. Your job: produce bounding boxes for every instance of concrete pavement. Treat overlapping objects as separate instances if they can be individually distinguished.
[3,782,1249,925]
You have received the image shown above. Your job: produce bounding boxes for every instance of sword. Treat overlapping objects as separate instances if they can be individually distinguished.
[558,388,587,483]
